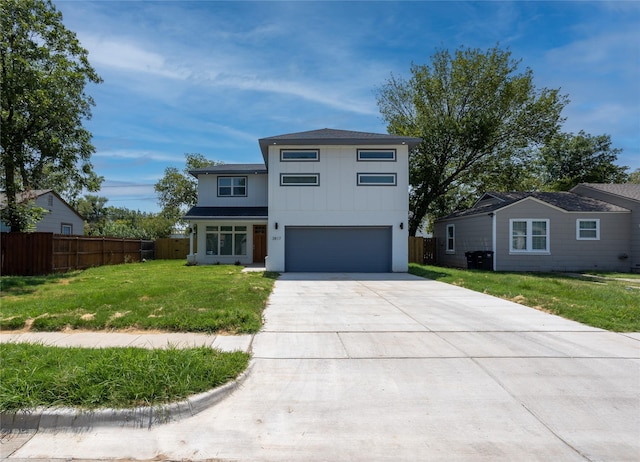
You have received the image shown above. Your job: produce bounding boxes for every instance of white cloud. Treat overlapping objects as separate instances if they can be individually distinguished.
[81,35,190,80]
[93,150,178,163]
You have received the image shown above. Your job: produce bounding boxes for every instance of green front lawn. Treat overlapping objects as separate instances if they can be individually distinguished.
[409,264,640,332]
[0,343,249,411]
[1,260,278,333]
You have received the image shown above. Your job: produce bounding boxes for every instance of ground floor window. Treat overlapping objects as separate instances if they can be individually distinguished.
[205,225,247,255]
[446,224,455,253]
[510,219,549,253]
[577,219,600,240]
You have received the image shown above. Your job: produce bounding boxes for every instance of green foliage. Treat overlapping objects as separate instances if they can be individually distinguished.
[409,264,640,332]
[538,131,628,191]
[154,153,220,220]
[377,46,568,233]
[0,260,278,333]
[1,0,103,232]
[628,169,640,185]
[0,343,249,411]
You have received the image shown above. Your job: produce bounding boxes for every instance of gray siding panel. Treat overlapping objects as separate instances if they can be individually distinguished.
[495,200,631,272]
[285,226,391,272]
[434,215,493,269]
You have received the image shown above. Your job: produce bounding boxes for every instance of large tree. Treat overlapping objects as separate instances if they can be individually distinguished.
[538,131,628,191]
[377,46,568,235]
[154,153,220,221]
[1,0,102,231]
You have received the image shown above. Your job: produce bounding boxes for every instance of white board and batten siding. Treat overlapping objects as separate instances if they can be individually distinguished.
[266,144,410,272]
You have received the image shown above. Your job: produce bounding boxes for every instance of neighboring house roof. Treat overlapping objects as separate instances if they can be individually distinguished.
[0,189,52,207]
[189,163,267,177]
[258,128,423,162]
[572,183,640,202]
[184,206,268,219]
[438,191,629,220]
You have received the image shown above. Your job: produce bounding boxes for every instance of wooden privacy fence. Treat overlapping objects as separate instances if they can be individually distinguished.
[1,233,155,276]
[155,238,194,260]
[408,236,437,265]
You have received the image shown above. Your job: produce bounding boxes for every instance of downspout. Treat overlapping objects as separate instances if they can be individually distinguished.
[492,212,497,271]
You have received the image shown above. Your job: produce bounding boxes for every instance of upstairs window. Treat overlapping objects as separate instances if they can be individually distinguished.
[280,150,319,161]
[280,174,320,186]
[218,177,247,197]
[357,173,397,186]
[357,149,396,161]
[510,219,549,253]
[577,219,600,240]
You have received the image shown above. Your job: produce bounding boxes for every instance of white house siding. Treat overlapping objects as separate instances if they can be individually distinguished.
[494,199,631,272]
[36,192,84,235]
[434,214,493,269]
[266,144,409,272]
[196,173,268,207]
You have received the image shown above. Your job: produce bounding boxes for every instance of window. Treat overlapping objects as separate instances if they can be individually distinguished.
[47,195,54,207]
[357,173,397,186]
[218,177,247,197]
[510,219,549,253]
[577,219,600,240]
[61,223,72,235]
[280,174,320,186]
[446,224,455,254]
[280,150,319,161]
[205,226,247,256]
[357,149,396,161]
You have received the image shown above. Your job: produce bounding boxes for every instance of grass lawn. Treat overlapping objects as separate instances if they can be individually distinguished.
[0,261,276,412]
[1,260,278,333]
[0,343,249,411]
[409,264,640,332]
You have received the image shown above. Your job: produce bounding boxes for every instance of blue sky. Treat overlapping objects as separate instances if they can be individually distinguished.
[55,1,640,213]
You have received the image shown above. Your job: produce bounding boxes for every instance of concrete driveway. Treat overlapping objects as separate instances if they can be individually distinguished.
[6,273,640,461]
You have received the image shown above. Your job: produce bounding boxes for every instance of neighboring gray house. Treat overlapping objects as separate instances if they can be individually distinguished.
[0,190,85,235]
[433,184,638,272]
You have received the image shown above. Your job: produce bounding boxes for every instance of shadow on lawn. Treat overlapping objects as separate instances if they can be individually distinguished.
[0,273,76,296]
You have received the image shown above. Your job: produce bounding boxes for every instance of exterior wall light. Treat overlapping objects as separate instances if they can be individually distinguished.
[275,222,279,230]
[400,222,404,229]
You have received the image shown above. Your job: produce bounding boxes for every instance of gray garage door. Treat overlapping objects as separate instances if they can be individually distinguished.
[285,226,392,272]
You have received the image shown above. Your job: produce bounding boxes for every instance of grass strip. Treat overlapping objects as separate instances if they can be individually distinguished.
[0,260,278,333]
[0,343,250,412]
[409,264,640,332]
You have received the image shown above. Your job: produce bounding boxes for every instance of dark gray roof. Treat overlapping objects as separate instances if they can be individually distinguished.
[184,206,268,219]
[438,191,629,220]
[258,128,422,160]
[574,183,640,202]
[189,163,267,177]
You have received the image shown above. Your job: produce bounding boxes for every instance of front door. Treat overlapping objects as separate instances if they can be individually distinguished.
[253,225,267,263]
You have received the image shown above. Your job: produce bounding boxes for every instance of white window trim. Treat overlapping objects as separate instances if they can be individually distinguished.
[357,149,396,161]
[280,173,320,186]
[217,176,247,197]
[509,218,550,254]
[205,225,248,256]
[576,219,600,240]
[61,223,73,235]
[446,224,455,254]
[280,149,319,162]
[357,173,397,186]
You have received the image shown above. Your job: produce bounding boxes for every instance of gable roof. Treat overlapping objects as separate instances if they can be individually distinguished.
[258,128,422,162]
[572,183,640,202]
[438,191,629,220]
[0,189,85,221]
[189,163,267,177]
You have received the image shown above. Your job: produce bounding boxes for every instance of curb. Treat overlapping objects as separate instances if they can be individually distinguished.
[0,361,254,432]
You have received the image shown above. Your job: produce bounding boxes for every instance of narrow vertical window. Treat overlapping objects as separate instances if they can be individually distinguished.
[446,224,455,254]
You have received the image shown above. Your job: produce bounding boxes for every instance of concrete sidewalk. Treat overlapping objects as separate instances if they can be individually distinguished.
[0,331,253,352]
[2,272,639,461]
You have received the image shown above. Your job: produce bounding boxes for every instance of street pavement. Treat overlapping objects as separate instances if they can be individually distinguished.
[1,272,639,461]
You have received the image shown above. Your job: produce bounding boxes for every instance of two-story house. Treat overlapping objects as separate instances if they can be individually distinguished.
[184,128,422,272]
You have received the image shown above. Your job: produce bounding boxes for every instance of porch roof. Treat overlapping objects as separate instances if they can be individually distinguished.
[184,206,268,220]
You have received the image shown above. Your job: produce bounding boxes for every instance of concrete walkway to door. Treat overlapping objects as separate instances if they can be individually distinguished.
[5,273,640,461]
